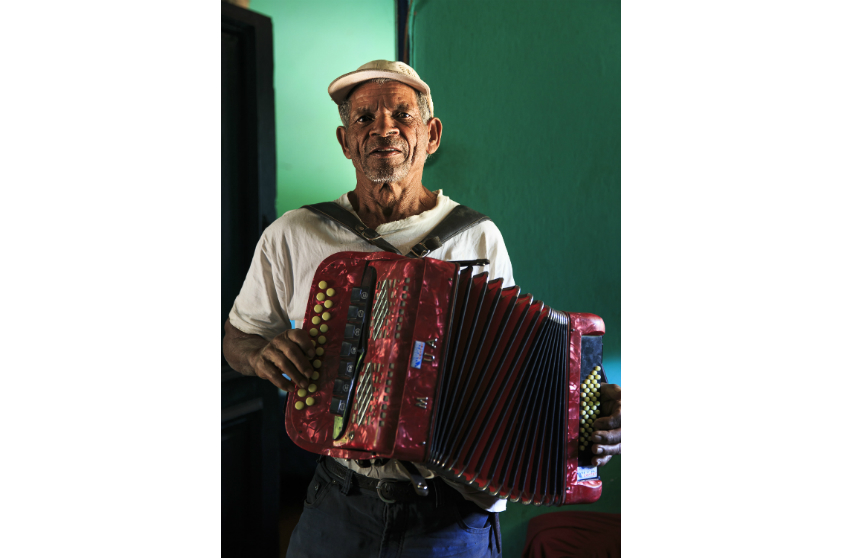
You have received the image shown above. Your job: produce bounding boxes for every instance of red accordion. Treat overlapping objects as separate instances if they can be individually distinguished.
[286,251,607,506]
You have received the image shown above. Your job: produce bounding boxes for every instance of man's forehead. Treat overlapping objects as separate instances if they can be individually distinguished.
[348,81,420,113]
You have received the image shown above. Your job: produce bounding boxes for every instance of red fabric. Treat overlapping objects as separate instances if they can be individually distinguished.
[521,511,620,558]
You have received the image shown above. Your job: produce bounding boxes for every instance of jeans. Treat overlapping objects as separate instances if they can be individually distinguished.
[286,459,502,558]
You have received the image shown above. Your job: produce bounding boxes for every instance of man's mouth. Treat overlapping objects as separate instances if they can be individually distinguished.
[368,147,403,158]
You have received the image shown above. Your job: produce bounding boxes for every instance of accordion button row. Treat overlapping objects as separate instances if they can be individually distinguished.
[329,296,370,416]
[295,280,334,412]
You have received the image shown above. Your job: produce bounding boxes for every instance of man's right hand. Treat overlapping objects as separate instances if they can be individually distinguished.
[223,319,316,392]
[248,329,316,392]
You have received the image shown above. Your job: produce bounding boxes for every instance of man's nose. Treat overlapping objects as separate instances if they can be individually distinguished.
[370,115,398,137]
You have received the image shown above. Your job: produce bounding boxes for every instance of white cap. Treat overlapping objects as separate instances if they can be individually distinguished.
[328,60,434,117]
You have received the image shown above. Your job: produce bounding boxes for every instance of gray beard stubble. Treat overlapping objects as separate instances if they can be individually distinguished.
[357,134,430,183]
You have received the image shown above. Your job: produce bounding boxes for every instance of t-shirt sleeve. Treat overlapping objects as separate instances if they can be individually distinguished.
[228,227,292,340]
[474,221,515,287]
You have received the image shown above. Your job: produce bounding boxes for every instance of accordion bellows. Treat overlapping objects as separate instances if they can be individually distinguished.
[286,251,606,506]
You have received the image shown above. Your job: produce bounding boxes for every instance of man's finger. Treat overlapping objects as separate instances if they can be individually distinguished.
[269,331,316,380]
[591,454,615,467]
[254,355,297,392]
[591,442,620,457]
[276,336,316,383]
[262,347,309,388]
[591,429,621,445]
[282,329,316,359]
[274,375,297,393]
[591,408,621,431]
[600,383,621,400]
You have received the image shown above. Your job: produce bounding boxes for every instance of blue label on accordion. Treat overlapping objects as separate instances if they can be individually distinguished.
[411,340,425,369]
[577,466,598,481]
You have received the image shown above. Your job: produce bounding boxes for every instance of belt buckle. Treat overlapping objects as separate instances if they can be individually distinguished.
[376,479,397,504]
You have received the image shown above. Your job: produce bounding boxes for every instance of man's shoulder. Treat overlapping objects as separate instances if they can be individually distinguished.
[457,218,504,244]
[263,206,334,238]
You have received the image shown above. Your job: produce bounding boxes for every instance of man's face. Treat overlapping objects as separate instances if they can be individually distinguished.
[337,81,437,184]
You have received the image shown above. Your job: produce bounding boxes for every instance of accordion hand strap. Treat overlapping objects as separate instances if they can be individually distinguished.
[303,201,490,258]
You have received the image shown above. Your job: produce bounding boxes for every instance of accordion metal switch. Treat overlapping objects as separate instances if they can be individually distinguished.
[286,251,608,506]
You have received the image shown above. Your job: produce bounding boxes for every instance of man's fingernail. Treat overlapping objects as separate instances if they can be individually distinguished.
[592,435,603,442]
[594,447,603,454]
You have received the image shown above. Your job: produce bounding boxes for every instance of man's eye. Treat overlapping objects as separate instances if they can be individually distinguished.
[397,112,411,119]
[356,115,373,123]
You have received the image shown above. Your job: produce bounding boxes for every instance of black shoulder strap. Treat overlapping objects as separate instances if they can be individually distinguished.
[302,202,490,258]
[408,204,490,257]
[302,202,402,254]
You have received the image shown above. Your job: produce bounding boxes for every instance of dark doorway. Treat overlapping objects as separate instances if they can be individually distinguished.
[221,3,279,557]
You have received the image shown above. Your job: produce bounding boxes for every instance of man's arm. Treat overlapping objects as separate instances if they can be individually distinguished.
[223,319,316,392]
[590,383,621,466]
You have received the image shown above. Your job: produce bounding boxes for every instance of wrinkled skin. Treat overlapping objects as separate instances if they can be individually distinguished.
[223,319,315,393]
[590,384,621,466]
[336,81,442,230]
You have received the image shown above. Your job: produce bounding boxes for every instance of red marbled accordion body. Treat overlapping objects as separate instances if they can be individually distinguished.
[285,251,605,506]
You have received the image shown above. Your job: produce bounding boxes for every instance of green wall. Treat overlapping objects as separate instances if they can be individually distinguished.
[249,0,396,214]
[410,1,621,555]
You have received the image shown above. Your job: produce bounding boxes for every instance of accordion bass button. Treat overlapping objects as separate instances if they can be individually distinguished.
[338,360,354,377]
[333,379,350,396]
[344,324,358,339]
[318,281,328,289]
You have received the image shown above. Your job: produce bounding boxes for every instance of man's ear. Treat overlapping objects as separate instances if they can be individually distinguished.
[426,118,443,155]
[336,126,351,160]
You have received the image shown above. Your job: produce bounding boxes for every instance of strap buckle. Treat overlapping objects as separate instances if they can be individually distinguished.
[409,244,431,258]
[409,236,442,258]
[356,225,382,241]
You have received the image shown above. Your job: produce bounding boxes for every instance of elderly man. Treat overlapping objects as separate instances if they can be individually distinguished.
[223,60,621,558]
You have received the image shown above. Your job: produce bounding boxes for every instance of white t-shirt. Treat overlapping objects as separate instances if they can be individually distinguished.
[229,190,513,512]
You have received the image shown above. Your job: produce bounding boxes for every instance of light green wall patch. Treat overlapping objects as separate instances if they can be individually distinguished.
[249,0,397,216]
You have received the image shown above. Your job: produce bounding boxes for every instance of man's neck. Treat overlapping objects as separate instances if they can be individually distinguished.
[349,179,437,230]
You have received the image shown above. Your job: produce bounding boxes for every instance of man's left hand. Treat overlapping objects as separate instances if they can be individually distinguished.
[590,383,621,467]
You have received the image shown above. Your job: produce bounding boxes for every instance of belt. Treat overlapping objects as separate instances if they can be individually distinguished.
[323,458,429,504]
[322,458,501,553]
